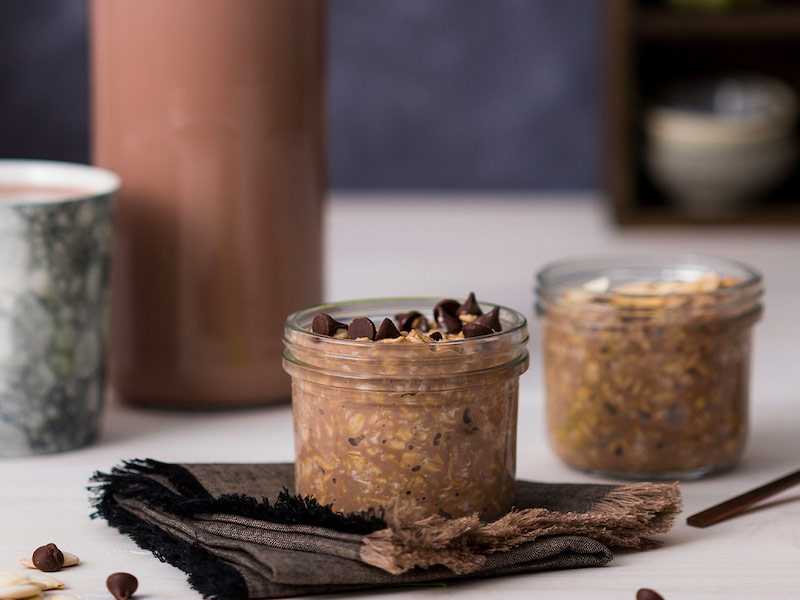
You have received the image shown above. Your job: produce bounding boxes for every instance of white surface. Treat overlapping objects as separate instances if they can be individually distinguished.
[2,193,800,599]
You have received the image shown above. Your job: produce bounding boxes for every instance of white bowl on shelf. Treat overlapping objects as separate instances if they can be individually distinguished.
[644,73,799,215]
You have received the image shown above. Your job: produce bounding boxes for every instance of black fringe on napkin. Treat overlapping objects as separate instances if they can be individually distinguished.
[90,459,386,534]
[89,459,386,600]
[95,491,246,599]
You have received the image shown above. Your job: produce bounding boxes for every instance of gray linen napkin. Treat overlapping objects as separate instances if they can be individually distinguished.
[91,460,681,600]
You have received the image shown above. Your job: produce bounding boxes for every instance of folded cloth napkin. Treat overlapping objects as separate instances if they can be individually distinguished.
[91,460,681,600]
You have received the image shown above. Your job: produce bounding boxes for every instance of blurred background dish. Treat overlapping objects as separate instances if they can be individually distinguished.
[644,74,798,216]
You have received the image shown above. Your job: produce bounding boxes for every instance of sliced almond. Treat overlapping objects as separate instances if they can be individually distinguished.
[0,574,29,588]
[19,549,78,570]
[0,582,42,599]
[24,573,63,591]
[48,595,80,600]
[582,276,610,293]
[60,552,79,568]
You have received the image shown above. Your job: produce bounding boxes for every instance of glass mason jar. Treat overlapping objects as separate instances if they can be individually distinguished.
[283,298,529,521]
[536,255,763,480]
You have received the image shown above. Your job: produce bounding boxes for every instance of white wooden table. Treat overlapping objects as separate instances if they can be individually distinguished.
[2,193,799,599]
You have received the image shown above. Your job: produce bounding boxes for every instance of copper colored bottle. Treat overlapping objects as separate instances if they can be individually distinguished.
[91,0,325,406]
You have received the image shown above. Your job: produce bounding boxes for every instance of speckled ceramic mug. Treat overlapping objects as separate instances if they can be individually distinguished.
[0,160,118,456]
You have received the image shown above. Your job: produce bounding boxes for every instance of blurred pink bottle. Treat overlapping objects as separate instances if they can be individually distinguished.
[91,0,325,407]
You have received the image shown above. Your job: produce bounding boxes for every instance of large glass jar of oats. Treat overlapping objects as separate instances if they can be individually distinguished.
[283,298,529,521]
[536,255,763,480]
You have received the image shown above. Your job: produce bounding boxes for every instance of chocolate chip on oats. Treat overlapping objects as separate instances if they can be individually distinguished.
[440,311,462,333]
[462,322,493,338]
[395,311,422,332]
[312,313,347,337]
[430,331,443,341]
[348,435,365,446]
[415,316,430,332]
[107,572,138,600]
[456,292,483,317]
[462,408,472,424]
[434,299,463,333]
[434,299,460,321]
[32,543,64,572]
[349,317,376,340]
[375,318,401,340]
[474,306,501,331]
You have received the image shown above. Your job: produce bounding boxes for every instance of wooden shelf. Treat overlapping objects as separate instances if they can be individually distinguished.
[639,5,800,41]
[604,0,800,225]
[615,203,800,225]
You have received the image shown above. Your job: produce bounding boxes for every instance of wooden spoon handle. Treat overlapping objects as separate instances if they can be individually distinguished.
[687,469,800,528]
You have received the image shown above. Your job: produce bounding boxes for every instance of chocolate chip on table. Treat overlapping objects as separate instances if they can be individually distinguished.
[462,322,493,338]
[107,572,138,600]
[474,305,502,331]
[349,316,376,340]
[312,313,347,337]
[32,543,64,572]
[456,291,483,317]
[636,589,664,600]
[375,318,402,340]
[430,331,443,341]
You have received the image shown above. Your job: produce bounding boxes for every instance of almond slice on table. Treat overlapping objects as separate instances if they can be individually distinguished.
[0,573,28,588]
[19,551,79,570]
[0,582,42,599]
[25,573,64,590]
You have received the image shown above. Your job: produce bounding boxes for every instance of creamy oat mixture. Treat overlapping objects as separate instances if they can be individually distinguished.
[284,295,528,520]
[542,271,761,477]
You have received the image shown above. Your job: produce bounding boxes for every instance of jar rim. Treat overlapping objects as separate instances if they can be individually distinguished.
[284,296,528,348]
[535,253,762,300]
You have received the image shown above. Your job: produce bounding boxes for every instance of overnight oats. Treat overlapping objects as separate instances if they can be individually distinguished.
[536,256,763,479]
[283,294,529,520]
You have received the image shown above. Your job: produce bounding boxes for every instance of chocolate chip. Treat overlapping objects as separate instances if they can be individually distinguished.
[456,291,483,317]
[636,589,664,600]
[462,408,472,424]
[433,299,462,333]
[434,299,460,321]
[462,322,493,338]
[107,572,139,600]
[348,435,364,446]
[395,311,429,332]
[32,543,64,572]
[474,306,501,331]
[411,465,421,472]
[375,318,401,340]
[433,432,442,446]
[348,316,376,340]
[394,311,415,330]
[430,331,443,341]
[312,313,347,337]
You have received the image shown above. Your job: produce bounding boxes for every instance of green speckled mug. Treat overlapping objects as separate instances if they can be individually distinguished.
[0,160,119,456]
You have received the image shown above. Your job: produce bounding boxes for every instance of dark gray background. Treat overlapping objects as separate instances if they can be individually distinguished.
[0,0,600,189]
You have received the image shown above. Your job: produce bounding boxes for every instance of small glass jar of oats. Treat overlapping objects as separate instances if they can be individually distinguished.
[283,297,529,521]
[536,255,763,479]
